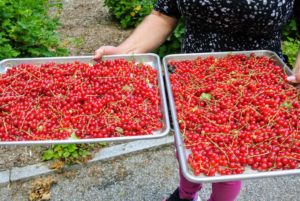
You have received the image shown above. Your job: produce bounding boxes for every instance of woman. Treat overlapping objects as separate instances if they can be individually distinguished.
[94,1,300,200]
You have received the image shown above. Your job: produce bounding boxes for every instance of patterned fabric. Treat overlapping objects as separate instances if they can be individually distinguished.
[295,0,300,32]
[154,0,299,58]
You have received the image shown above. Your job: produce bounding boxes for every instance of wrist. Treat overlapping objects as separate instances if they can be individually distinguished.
[295,50,300,74]
[117,45,142,54]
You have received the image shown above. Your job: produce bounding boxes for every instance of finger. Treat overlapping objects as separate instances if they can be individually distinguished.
[102,46,118,55]
[93,48,104,61]
[296,73,300,82]
[287,75,300,83]
[287,75,297,83]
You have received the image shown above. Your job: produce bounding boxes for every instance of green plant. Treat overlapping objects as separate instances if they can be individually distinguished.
[282,18,300,67]
[42,144,89,164]
[282,37,300,67]
[282,19,299,39]
[104,0,156,28]
[155,20,185,57]
[0,0,68,60]
[42,143,107,164]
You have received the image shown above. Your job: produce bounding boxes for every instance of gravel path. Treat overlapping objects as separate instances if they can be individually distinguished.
[1,144,300,201]
[57,0,132,55]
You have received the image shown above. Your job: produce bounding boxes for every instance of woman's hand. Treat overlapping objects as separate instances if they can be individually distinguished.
[287,50,300,83]
[93,46,122,62]
[93,11,178,62]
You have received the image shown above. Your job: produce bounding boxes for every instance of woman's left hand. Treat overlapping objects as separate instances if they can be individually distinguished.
[287,50,300,83]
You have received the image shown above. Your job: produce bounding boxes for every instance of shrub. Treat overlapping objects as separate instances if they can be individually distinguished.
[104,0,156,29]
[282,19,300,67]
[283,19,299,39]
[282,37,300,67]
[0,0,68,60]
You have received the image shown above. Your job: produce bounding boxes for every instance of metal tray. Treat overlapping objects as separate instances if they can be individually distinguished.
[163,50,300,183]
[0,53,170,145]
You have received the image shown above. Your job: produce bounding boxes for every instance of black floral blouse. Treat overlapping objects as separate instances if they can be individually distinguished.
[154,0,300,59]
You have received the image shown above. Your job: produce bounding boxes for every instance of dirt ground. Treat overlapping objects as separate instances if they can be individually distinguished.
[0,0,132,171]
[57,0,132,55]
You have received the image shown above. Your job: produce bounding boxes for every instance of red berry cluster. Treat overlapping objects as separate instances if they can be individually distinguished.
[169,54,300,176]
[0,59,163,141]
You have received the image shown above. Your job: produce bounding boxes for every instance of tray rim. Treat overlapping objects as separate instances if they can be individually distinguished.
[163,50,300,183]
[0,53,170,145]
[0,53,160,65]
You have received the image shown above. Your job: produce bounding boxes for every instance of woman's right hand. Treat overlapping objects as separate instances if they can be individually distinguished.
[93,46,122,62]
[287,51,300,83]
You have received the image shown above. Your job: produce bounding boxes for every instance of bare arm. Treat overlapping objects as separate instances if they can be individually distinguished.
[287,49,300,83]
[294,49,300,81]
[94,11,178,61]
[295,49,300,73]
[293,0,300,82]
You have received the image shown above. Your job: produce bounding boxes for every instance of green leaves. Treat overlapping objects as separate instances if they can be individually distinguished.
[42,149,55,161]
[283,19,298,39]
[104,0,156,29]
[42,143,108,164]
[282,18,300,68]
[200,93,212,101]
[42,144,88,164]
[282,37,300,68]
[280,101,292,110]
[0,0,68,60]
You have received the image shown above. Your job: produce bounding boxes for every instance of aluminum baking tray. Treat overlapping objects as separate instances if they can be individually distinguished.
[0,53,170,145]
[163,50,300,183]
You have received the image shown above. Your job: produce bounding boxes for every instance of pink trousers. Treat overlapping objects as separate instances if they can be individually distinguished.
[176,150,242,201]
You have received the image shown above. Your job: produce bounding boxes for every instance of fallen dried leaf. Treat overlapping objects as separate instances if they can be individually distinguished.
[41,193,51,200]
[29,177,56,201]
[49,160,65,171]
